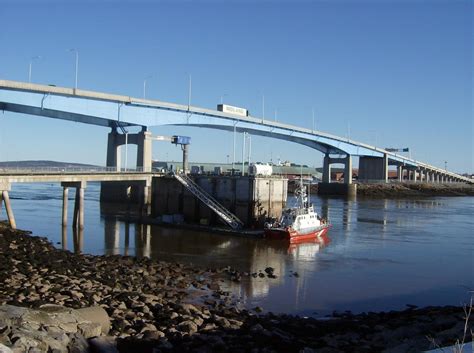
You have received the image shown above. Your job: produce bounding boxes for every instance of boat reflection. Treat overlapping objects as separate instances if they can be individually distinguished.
[287,234,330,259]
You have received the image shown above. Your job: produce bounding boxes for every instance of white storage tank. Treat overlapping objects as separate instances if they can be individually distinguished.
[248,163,273,176]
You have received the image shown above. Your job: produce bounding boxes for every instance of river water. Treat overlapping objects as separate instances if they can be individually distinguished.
[4,182,473,317]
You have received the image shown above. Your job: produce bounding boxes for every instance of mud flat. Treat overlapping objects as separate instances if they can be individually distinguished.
[0,223,471,352]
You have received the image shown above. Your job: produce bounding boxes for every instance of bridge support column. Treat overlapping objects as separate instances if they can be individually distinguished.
[106,130,122,171]
[136,131,152,172]
[322,154,331,183]
[62,187,69,227]
[318,154,356,196]
[397,166,403,182]
[63,181,87,230]
[344,155,352,185]
[358,154,388,182]
[106,128,153,172]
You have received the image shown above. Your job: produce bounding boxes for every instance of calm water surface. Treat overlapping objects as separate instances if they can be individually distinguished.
[5,182,473,316]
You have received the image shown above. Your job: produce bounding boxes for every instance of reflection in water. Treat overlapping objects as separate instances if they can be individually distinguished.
[103,218,151,258]
[287,234,330,259]
[61,226,84,253]
[124,222,130,256]
[135,224,151,258]
[61,226,67,251]
[104,218,121,255]
[342,196,356,232]
[73,228,83,254]
[12,182,469,317]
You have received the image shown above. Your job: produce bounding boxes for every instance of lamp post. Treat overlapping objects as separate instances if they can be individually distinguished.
[67,49,79,89]
[188,74,192,109]
[242,132,246,176]
[28,56,41,83]
[143,75,152,99]
[220,94,228,104]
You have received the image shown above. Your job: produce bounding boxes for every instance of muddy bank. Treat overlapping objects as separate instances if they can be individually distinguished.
[0,223,471,352]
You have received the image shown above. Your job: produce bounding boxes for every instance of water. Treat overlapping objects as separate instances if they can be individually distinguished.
[4,182,473,316]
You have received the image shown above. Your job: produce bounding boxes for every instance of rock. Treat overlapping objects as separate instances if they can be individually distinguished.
[250,323,264,332]
[177,320,198,335]
[139,324,157,333]
[0,343,12,353]
[142,330,165,340]
[69,333,89,353]
[77,322,102,339]
[89,336,119,353]
[264,267,274,274]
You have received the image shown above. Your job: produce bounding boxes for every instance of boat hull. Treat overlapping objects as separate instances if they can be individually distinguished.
[264,224,331,242]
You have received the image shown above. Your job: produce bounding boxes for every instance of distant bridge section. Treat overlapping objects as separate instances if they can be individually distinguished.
[0,80,471,185]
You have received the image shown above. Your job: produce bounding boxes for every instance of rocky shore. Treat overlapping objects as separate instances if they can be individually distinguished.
[0,223,472,352]
[355,182,474,198]
[288,181,474,197]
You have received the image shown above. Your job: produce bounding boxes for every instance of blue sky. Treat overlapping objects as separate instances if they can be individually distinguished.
[0,0,472,173]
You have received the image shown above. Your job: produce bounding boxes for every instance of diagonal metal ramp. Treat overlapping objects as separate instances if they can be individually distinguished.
[173,172,244,230]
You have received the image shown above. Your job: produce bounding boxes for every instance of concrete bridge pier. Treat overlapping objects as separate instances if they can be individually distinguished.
[358,154,388,182]
[319,154,356,196]
[0,182,16,229]
[106,127,152,172]
[397,166,404,182]
[419,169,425,182]
[62,181,87,230]
[322,153,353,184]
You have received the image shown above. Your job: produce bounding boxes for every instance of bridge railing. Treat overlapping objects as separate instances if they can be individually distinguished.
[0,166,152,174]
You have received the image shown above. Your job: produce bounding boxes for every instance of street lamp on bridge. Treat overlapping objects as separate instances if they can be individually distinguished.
[143,75,153,99]
[28,56,42,83]
[67,49,79,90]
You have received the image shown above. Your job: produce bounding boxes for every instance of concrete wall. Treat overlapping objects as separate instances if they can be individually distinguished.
[318,182,357,197]
[100,181,146,204]
[151,176,287,228]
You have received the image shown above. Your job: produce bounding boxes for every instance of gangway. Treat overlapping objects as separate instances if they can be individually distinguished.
[173,172,244,230]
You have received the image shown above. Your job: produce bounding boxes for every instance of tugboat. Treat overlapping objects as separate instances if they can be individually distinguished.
[264,178,331,242]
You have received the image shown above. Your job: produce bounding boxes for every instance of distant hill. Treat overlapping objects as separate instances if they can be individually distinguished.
[0,160,101,168]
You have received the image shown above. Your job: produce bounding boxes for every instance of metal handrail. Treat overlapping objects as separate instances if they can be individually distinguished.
[0,166,153,174]
[173,172,243,230]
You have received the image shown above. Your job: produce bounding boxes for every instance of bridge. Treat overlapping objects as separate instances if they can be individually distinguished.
[0,79,470,231]
[0,80,469,186]
[0,167,159,230]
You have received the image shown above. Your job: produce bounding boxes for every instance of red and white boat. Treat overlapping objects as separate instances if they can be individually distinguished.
[264,179,331,242]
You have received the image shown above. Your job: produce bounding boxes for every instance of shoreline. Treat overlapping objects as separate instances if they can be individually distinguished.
[355,182,474,198]
[0,223,472,352]
[287,181,474,197]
